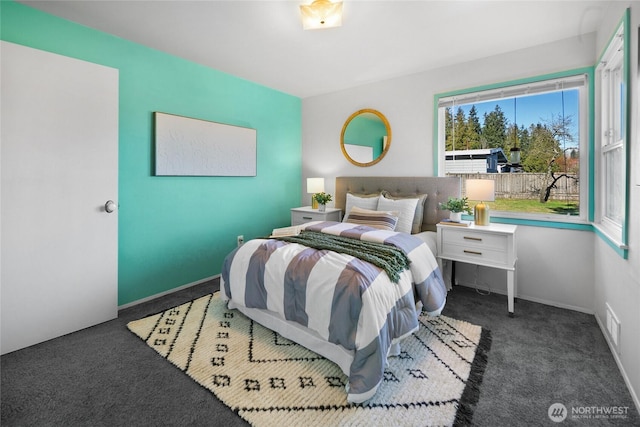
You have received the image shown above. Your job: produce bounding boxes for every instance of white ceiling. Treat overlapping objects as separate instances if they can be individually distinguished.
[20,1,613,98]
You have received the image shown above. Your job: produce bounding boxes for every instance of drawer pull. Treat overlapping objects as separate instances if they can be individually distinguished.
[464,236,482,241]
[464,250,483,255]
[302,216,313,220]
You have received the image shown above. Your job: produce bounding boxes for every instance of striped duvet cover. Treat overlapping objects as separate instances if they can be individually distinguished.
[220,221,447,403]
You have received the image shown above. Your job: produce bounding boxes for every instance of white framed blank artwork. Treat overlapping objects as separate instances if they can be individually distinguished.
[155,112,257,176]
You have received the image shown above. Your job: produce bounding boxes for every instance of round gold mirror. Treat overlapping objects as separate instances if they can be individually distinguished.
[340,109,391,167]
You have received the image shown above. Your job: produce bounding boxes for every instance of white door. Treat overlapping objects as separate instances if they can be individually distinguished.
[1,41,119,354]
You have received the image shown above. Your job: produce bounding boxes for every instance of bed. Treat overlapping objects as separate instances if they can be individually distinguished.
[221,176,461,403]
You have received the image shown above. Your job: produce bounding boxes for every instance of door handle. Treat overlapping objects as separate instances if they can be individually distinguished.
[104,200,117,213]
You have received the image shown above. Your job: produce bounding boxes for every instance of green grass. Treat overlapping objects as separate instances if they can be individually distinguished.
[470,199,579,215]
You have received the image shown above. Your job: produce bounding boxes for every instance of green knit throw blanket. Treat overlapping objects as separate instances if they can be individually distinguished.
[274,231,410,283]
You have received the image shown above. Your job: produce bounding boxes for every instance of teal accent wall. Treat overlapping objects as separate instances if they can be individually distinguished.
[1,1,302,305]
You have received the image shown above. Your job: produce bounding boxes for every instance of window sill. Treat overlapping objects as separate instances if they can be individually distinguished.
[463,210,592,231]
[593,222,629,259]
[462,213,628,258]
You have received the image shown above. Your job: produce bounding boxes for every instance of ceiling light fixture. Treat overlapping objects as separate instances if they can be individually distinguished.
[300,0,343,30]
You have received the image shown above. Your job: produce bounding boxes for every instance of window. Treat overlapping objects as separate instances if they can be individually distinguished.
[595,14,629,254]
[435,72,590,222]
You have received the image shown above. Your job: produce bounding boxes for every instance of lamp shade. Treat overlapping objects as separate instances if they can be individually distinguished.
[300,0,343,30]
[466,179,495,202]
[307,177,325,194]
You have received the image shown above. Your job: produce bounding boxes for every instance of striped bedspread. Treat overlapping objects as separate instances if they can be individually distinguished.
[220,221,447,403]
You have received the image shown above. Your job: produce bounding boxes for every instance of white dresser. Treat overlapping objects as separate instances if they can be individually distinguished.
[291,206,342,226]
[436,222,518,316]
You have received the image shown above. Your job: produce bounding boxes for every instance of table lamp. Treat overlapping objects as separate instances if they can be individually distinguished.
[307,177,325,209]
[466,179,495,226]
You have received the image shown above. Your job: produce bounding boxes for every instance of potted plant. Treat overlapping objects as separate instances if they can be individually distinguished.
[439,197,470,222]
[313,192,332,212]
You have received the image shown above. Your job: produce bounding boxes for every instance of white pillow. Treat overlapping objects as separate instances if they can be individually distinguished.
[377,194,419,234]
[344,193,379,221]
[345,206,399,231]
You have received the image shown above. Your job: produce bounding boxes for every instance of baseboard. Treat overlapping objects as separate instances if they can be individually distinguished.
[455,282,594,314]
[514,294,594,315]
[118,274,220,310]
[595,315,640,415]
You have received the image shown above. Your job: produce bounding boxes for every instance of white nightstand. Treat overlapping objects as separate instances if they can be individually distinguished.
[436,222,518,317]
[291,206,342,226]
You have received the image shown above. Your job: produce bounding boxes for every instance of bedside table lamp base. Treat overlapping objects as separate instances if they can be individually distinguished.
[474,202,490,225]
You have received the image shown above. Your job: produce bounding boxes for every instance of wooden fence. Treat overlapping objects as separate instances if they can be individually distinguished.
[449,173,580,201]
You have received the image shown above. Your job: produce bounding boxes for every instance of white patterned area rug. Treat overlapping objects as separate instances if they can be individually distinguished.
[127,293,491,427]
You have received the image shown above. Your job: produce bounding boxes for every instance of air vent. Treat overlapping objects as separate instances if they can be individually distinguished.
[605,303,620,352]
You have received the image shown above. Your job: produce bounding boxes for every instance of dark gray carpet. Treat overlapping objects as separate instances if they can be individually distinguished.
[2,279,638,426]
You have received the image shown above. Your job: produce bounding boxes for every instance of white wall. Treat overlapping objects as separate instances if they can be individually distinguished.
[452,226,595,313]
[593,3,640,411]
[302,7,639,409]
[302,70,436,185]
[302,33,595,198]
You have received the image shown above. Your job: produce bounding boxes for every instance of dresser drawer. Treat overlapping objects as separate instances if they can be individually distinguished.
[440,227,507,251]
[291,208,341,226]
[439,243,509,266]
[291,211,322,225]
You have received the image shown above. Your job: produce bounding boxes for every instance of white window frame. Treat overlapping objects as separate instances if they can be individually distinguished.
[435,72,590,224]
[594,16,629,253]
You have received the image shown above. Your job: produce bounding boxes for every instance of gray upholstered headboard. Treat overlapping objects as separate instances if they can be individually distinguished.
[335,176,461,232]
